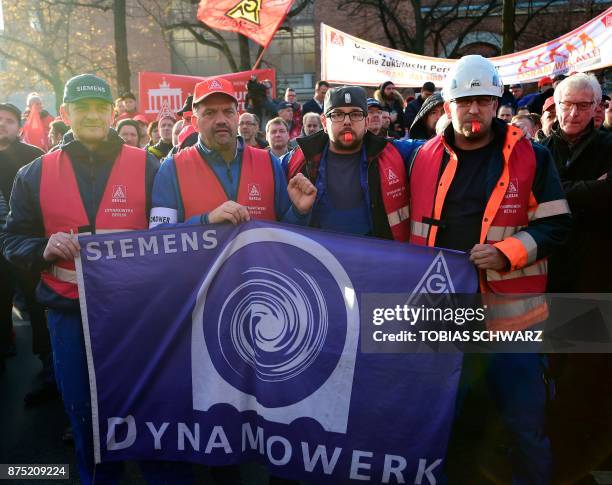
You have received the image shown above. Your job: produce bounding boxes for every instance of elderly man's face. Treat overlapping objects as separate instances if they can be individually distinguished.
[238,113,258,141]
[557,86,596,138]
[303,116,321,136]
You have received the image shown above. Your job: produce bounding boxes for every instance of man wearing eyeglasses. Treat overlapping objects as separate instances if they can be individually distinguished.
[541,73,612,293]
[408,55,571,485]
[238,112,267,148]
[285,85,419,239]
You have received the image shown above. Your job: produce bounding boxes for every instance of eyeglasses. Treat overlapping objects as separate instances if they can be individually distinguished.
[557,100,594,112]
[451,96,496,108]
[327,111,366,123]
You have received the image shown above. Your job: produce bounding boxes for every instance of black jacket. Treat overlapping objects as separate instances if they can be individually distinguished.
[404,96,426,131]
[0,140,44,202]
[526,88,554,115]
[302,98,324,116]
[0,191,7,229]
[1,130,159,310]
[541,122,612,291]
[147,140,173,161]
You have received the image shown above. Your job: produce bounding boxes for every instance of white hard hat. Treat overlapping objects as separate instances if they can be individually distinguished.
[442,55,503,101]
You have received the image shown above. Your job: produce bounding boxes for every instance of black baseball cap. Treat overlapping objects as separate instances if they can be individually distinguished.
[510,83,523,89]
[324,86,368,115]
[177,94,194,116]
[0,103,22,121]
[63,74,113,104]
[277,101,294,111]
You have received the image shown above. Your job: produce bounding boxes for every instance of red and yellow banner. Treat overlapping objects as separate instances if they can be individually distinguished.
[321,7,612,87]
[197,0,294,47]
[138,68,276,122]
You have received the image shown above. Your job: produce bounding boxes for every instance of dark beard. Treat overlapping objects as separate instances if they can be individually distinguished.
[0,135,17,148]
[330,137,362,152]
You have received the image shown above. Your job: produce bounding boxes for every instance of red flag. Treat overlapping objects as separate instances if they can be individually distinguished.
[21,104,48,151]
[197,0,294,48]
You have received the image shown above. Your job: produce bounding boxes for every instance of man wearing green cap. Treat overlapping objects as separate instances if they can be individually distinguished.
[1,74,190,484]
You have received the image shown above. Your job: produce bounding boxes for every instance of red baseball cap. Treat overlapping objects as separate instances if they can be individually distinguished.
[538,76,553,88]
[133,114,148,124]
[193,77,237,105]
[542,96,555,113]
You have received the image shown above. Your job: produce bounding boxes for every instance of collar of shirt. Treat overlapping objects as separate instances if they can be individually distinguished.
[196,134,244,165]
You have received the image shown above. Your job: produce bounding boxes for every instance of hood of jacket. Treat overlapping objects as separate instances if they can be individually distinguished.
[408,92,443,140]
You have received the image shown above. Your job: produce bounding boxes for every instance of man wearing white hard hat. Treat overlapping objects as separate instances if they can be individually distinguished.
[407,55,571,484]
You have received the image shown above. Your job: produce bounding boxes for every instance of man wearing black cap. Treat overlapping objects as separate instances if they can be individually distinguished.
[0,102,47,377]
[405,81,435,132]
[1,74,185,485]
[286,85,421,238]
[366,98,385,136]
[277,101,301,139]
[507,83,526,111]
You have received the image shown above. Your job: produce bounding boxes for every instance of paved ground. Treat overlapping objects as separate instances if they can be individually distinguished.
[1,315,611,484]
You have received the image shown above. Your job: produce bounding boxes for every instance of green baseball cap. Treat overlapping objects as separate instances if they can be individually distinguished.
[63,74,113,104]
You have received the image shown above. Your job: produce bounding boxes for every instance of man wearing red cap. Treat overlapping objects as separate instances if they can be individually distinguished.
[149,76,316,228]
[535,96,556,141]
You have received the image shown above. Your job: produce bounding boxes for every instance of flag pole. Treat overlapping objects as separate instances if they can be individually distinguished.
[252,46,268,71]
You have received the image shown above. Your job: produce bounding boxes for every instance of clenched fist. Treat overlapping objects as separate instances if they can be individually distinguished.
[469,244,509,271]
[287,173,317,215]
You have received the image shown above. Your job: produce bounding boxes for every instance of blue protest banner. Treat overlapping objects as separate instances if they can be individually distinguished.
[76,221,477,484]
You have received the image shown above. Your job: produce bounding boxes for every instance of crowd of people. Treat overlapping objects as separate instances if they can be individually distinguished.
[0,53,611,484]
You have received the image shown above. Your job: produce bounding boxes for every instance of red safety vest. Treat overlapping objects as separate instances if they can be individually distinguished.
[409,127,548,330]
[287,143,410,242]
[39,146,148,299]
[174,144,277,221]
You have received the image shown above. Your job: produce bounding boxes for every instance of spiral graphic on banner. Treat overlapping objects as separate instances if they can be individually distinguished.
[218,267,328,382]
